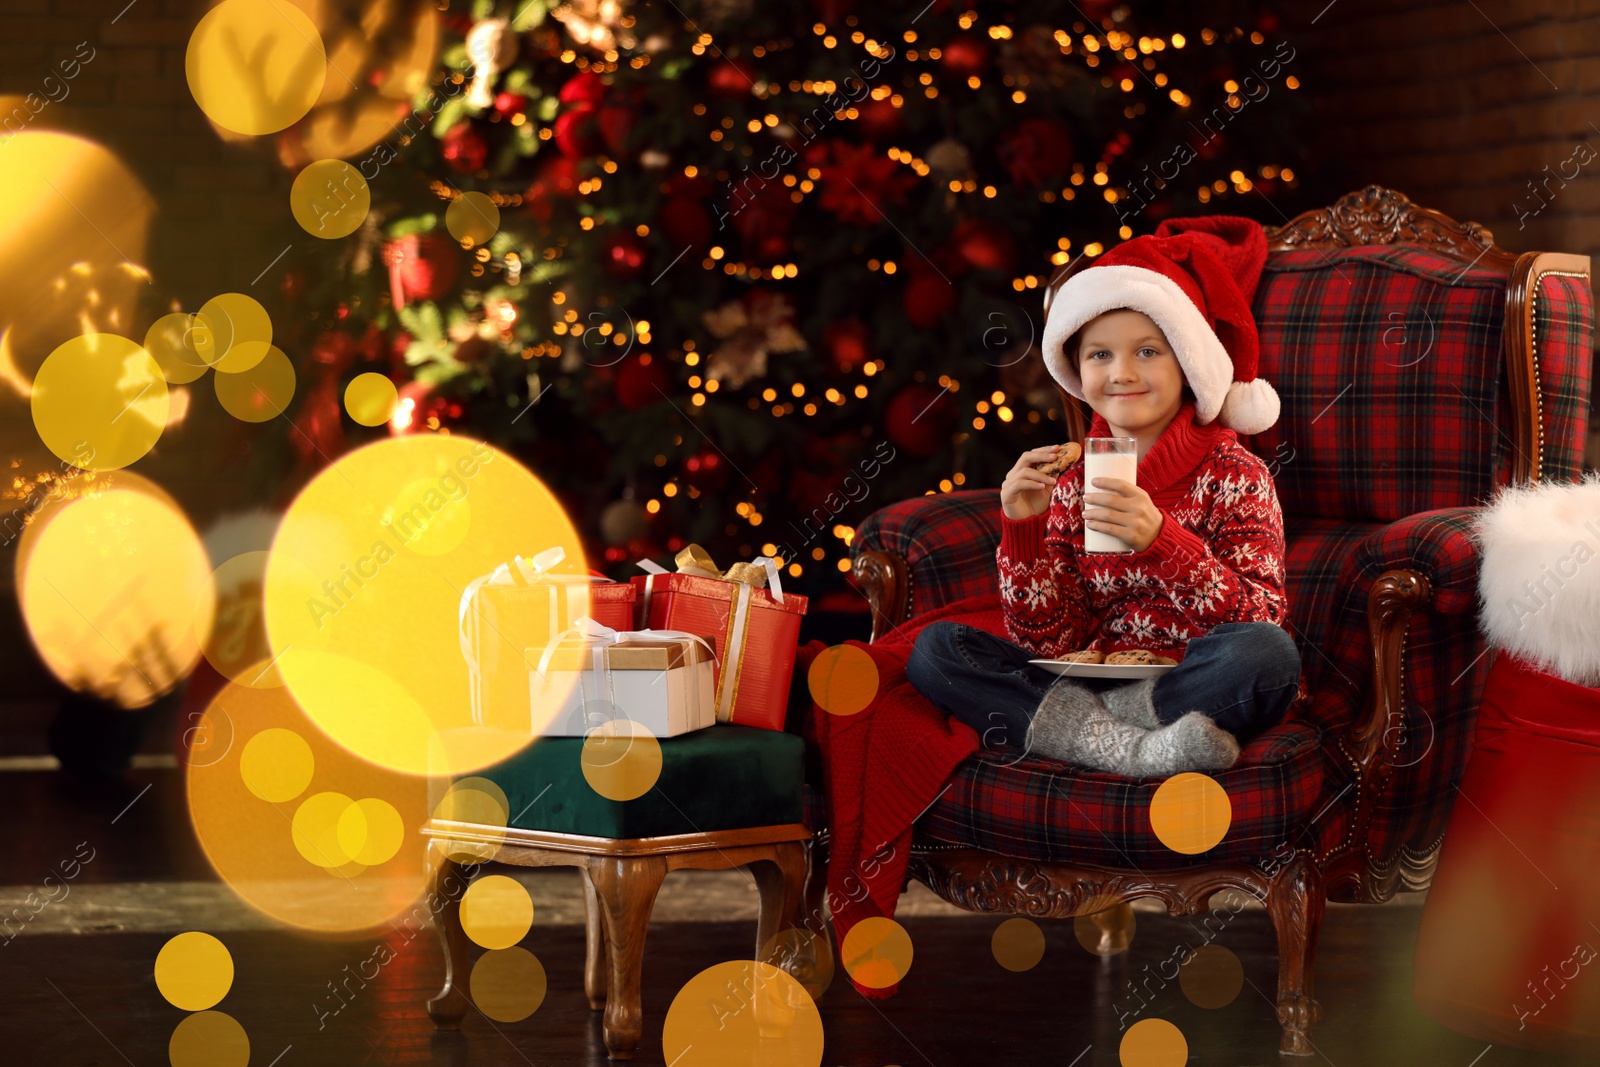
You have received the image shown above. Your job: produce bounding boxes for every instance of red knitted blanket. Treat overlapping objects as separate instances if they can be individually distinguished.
[802,593,1011,998]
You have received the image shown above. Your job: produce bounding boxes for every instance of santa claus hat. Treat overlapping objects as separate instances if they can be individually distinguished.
[1040,215,1279,435]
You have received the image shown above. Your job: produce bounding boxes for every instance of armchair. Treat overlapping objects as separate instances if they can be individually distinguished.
[842,187,1594,1055]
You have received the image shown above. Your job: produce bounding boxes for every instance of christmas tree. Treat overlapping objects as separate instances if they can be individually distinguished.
[281,0,1309,606]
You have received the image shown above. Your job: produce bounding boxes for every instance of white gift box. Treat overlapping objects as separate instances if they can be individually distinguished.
[528,623,718,737]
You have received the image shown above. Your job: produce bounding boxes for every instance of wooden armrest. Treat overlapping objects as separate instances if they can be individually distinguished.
[852,548,912,643]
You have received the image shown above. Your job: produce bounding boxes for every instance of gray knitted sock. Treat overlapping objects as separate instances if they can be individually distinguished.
[1027,681,1240,777]
[1103,677,1162,729]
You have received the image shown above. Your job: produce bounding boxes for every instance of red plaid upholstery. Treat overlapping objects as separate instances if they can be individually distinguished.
[1534,272,1596,482]
[912,721,1327,866]
[850,238,1593,888]
[1247,247,1517,521]
[855,491,1005,621]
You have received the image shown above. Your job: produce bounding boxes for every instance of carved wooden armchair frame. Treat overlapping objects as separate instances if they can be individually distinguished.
[842,187,1589,1056]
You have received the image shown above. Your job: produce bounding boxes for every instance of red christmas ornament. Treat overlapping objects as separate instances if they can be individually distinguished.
[824,318,871,374]
[493,91,528,117]
[903,273,956,329]
[884,383,956,459]
[951,218,1017,274]
[292,373,347,462]
[558,71,608,107]
[1080,0,1117,22]
[382,234,460,309]
[613,355,670,410]
[440,122,487,174]
[996,117,1075,189]
[854,97,903,140]
[602,231,648,281]
[554,103,604,158]
[706,60,751,97]
[526,155,580,224]
[940,35,990,79]
[280,268,306,302]
[660,197,713,250]
[684,448,729,492]
[731,176,799,262]
[819,142,918,227]
[311,330,356,371]
[598,103,637,157]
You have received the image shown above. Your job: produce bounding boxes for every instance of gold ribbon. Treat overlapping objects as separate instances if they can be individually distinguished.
[637,544,784,723]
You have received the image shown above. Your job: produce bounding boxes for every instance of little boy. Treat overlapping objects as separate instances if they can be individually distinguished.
[906,216,1304,776]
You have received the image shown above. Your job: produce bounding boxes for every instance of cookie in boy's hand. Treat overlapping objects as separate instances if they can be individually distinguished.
[1034,441,1082,478]
[1104,649,1178,666]
[1055,649,1105,663]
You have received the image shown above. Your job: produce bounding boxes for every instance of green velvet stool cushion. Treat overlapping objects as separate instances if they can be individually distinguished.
[470,725,804,839]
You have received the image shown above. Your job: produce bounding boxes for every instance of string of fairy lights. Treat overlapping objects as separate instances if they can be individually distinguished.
[422,7,1298,579]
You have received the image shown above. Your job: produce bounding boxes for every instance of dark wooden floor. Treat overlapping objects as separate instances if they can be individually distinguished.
[4,767,1594,1067]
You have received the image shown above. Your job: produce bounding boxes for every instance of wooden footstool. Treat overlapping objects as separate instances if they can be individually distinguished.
[421,725,812,1060]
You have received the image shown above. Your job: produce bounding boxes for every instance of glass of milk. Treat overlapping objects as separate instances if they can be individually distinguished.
[1083,437,1138,553]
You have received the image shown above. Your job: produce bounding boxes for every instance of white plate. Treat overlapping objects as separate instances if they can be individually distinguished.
[1029,659,1178,679]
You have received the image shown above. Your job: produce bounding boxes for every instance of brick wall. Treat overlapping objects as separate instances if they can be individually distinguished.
[1288,0,1600,466]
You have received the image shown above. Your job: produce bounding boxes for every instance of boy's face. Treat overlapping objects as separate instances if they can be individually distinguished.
[1077,309,1186,443]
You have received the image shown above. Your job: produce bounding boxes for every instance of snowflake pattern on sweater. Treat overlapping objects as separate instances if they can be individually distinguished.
[997,405,1290,662]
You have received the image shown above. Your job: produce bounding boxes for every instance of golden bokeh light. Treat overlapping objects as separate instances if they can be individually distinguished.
[1119,1017,1188,1067]
[580,719,662,801]
[168,1010,249,1067]
[807,643,879,716]
[290,159,370,240]
[344,372,398,426]
[261,435,585,775]
[1149,773,1232,855]
[337,797,405,866]
[196,293,272,374]
[663,960,824,1066]
[0,130,154,383]
[839,916,913,990]
[239,727,314,802]
[185,0,327,136]
[1178,943,1243,1008]
[445,191,500,247]
[460,874,534,950]
[30,333,167,471]
[275,0,440,164]
[198,550,282,688]
[470,947,547,1023]
[214,345,295,422]
[154,931,234,1012]
[292,790,359,869]
[430,777,511,864]
[16,472,212,708]
[186,677,431,932]
[991,916,1046,972]
[143,312,214,386]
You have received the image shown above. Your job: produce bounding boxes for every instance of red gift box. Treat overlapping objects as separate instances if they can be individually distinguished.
[631,564,807,731]
[459,555,636,727]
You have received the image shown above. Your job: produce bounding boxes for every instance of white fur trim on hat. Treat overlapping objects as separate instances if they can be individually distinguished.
[1219,378,1281,436]
[1041,264,1234,426]
[1474,472,1600,687]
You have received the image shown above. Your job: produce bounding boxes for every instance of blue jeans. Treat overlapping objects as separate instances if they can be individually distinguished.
[905,621,1301,752]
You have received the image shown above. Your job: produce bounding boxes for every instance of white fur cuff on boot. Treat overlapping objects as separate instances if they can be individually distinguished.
[1474,472,1600,687]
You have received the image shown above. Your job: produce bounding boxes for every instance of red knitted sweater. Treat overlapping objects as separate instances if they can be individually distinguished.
[998,399,1292,661]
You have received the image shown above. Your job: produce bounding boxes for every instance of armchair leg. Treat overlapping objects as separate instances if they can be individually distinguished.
[752,841,808,958]
[1266,852,1326,1057]
[800,837,829,939]
[587,855,668,1060]
[580,867,608,1011]
[426,857,474,1029]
